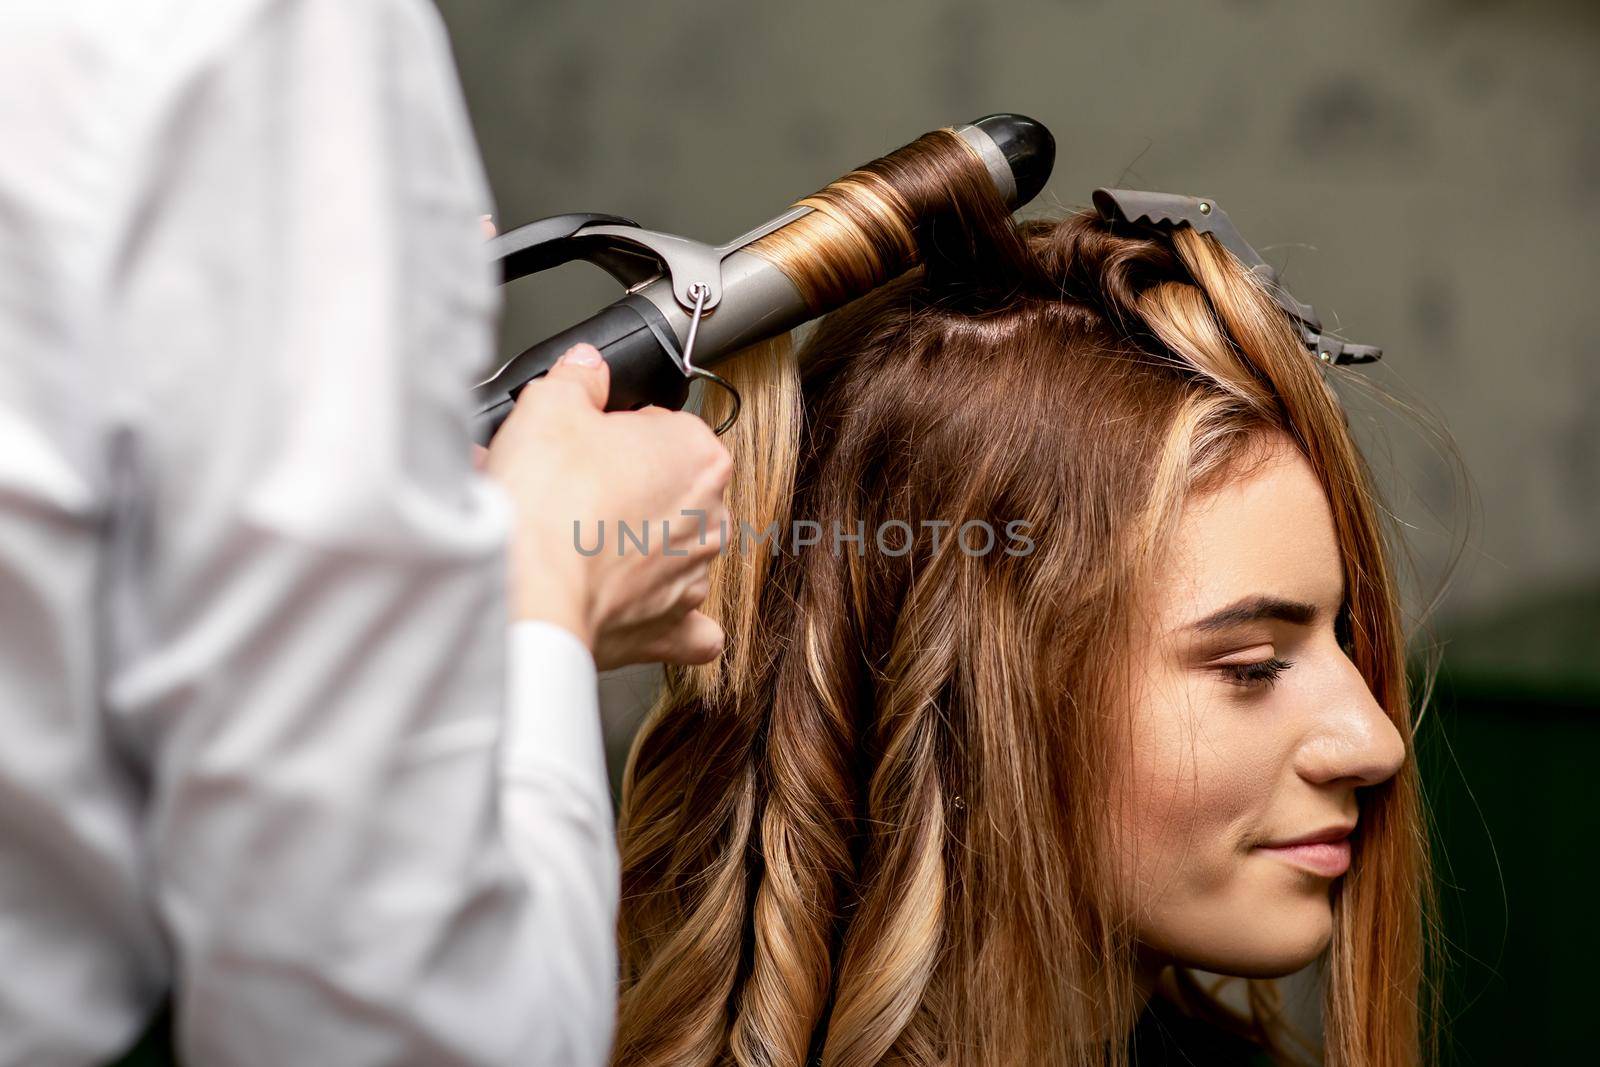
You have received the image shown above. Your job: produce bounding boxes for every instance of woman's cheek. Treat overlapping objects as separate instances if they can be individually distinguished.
[1122,686,1270,905]
[1118,676,1205,900]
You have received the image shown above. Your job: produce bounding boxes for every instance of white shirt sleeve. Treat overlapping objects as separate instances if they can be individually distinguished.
[0,2,617,1065]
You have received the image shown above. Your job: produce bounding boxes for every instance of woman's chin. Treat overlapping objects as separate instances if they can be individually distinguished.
[1215,897,1335,978]
[1150,894,1335,979]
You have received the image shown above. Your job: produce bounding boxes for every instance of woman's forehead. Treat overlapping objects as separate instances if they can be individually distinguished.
[1152,442,1345,637]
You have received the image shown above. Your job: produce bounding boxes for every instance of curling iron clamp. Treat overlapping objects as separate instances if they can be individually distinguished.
[472,113,1056,444]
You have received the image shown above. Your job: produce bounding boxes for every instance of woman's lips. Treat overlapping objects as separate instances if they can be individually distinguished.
[1254,826,1354,878]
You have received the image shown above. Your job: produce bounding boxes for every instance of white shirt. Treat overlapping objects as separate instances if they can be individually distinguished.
[0,2,617,1064]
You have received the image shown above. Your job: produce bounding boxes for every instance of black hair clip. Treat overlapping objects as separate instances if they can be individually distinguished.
[1092,188,1381,366]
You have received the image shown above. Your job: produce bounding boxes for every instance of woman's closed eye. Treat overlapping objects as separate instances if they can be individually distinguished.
[1216,656,1295,690]
[1210,599,1354,690]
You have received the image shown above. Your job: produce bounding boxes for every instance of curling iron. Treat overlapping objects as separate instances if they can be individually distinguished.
[472,114,1055,444]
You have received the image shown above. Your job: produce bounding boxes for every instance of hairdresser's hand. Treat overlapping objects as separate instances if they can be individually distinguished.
[483,343,732,670]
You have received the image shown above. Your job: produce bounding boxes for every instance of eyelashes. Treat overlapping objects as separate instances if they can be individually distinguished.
[1217,656,1295,690]
[1213,603,1356,691]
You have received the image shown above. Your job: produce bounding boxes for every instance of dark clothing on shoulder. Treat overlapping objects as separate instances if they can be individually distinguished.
[1130,994,1278,1066]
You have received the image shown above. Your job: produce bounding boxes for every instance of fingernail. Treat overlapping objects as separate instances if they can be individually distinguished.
[561,344,602,367]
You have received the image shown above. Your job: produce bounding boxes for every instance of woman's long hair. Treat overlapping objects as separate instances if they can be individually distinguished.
[613,129,1438,1067]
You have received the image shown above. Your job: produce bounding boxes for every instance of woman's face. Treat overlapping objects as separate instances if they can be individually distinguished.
[1116,433,1405,978]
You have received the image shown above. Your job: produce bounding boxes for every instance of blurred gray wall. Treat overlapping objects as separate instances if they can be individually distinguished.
[436,0,1600,629]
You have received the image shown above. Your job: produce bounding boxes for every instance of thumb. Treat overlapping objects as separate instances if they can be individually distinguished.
[543,343,611,411]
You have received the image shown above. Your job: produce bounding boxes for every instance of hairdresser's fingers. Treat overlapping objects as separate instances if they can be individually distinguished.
[649,610,725,667]
[481,214,496,240]
[677,575,711,614]
[658,501,731,564]
[593,602,724,670]
[541,343,611,410]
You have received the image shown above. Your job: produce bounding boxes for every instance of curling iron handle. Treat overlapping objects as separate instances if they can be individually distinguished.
[471,300,691,445]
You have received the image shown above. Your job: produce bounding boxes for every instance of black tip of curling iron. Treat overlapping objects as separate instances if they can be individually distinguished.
[971,113,1055,208]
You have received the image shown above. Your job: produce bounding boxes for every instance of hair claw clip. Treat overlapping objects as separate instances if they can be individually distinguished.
[1091,188,1382,366]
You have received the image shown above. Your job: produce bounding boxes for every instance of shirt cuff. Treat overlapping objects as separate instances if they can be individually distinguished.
[502,620,606,791]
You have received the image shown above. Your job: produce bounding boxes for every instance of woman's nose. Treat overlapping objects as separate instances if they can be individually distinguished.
[1295,654,1407,788]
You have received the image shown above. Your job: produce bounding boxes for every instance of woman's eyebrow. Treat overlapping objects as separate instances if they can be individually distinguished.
[1184,594,1321,634]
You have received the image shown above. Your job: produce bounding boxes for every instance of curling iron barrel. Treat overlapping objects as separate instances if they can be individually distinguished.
[472,114,1055,444]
